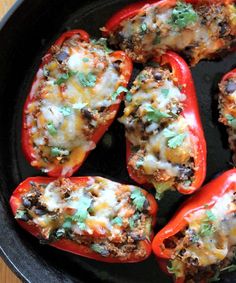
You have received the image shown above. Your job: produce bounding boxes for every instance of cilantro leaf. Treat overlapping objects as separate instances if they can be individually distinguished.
[47,122,57,136]
[125,91,132,102]
[54,70,77,85]
[90,244,109,256]
[206,210,216,222]
[225,114,236,128]
[82,57,89,62]
[136,159,144,169]
[111,86,128,101]
[145,105,171,123]
[167,133,187,149]
[72,195,92,223]
[91,38,113,53]
[140,23,147,33]
[111,217,123,226]
[169,2,198,29]
[77,72,97,88]
[130,189,146,211]
[161,88,169,97]
[162,128,176,138]
[60,106,72,117]
[50,147,69,157]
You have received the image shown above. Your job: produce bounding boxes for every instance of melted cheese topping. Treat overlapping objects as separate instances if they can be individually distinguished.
[17,177,152,250]
[25,36,122,175]
[109,2,236,65]
[119,67,194,198]
[170,190,236,280]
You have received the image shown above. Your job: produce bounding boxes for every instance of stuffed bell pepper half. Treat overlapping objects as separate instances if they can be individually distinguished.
[103,0,236,65]
[152,169,236,282]
[22,29,132,177]
[119,51,206,199]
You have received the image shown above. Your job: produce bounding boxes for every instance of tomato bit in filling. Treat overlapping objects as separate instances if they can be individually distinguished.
[15,177,153,260]
[107,1,236,65]
[165,191,236,282]
[119,66,195,199]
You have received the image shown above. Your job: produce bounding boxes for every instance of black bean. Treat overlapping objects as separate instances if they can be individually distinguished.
[163,238,176,249]
[153,72,162,81]
[22,198,32,208]
[81,108,93,121]
[129,233,145,241]
[178,165,194,180]
[19,213,30,222]
[226,81,236,93]
[35,208,47,216]
[56,51,69,63]
[179,249,186,256]
[113,60,121,72]
[143,199,149,210]
[219,21,228,37]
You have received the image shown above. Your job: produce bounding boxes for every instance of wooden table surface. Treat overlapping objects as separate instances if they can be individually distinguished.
[0,2,22,283]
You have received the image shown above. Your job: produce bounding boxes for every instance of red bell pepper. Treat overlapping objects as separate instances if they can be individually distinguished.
[22,29,133,177]
[152,169,236,282]
[126,51,206,195]
[103,0,235,65]
[104,0,235,35]
[10,176,157,263]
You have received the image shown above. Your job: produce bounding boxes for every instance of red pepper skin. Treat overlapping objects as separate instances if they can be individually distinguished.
[126,51,206,194]
[221,68,236,82]
[152,169,236,280]
[22,30,133,177]
[103,0,234,36]
[10,176,157,263]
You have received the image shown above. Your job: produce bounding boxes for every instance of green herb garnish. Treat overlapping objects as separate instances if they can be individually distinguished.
[168,2,198,29]
[225,114,236,128]
[111,217,123,226]
[91,38,113,53]
[82,57,89,62]
[111,86,128,101]
[125,91,132,102]
[145,105,171,123]
[136,159,144,169]
[47,122,57,136]
[60,106,72,117]
[130,189,146,211]
[199,210,216,237]
[77,72,97,88]
[153,181,173,200]
[161,88,169,97]
[140,23,147,33]
[168,133,187,148]
[50,147,69,157]
[54,70,77,85]
[73,102,88,110]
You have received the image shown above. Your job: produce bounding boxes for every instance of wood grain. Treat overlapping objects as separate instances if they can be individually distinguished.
[0,1,21,282]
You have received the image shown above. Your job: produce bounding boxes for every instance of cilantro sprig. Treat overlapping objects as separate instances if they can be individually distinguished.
[163,128,187,149]
[168,2,198,30]
[130,189,146,211]
[145,105,171,123]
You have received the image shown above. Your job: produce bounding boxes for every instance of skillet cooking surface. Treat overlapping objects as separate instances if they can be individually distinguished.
[0,0,236,282]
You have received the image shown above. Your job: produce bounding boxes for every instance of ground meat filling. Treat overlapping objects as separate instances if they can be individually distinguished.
[107,2,236,65]
[25,36,122,174]
[15,177,152,259]
[165,191,236,282]
[119,66,194,198]
[219,74,236,163]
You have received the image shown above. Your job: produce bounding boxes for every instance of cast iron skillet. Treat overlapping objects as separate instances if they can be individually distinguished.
[0,0,236,282]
